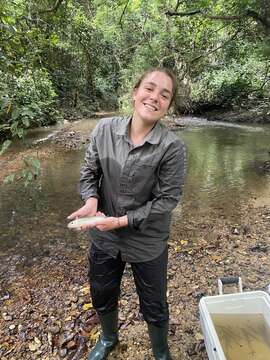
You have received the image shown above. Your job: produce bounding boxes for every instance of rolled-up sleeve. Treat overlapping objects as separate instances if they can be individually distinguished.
[127,140,187,230]
[79,127,102,201]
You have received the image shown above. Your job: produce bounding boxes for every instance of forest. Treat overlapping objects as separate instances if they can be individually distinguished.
[1,0,270,153]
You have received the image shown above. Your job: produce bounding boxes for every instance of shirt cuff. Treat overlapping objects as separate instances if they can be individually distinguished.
[127,211,136,229]
[81,191,100,202]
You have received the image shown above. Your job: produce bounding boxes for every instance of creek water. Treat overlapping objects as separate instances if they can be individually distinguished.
[0,117,269,263]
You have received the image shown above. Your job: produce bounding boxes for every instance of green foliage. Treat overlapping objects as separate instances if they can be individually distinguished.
[191,57,270,109]
[0,69,58,137]
[0,0,60,144]
[1,0,270,146]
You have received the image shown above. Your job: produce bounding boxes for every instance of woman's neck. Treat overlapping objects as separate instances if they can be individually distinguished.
[129,116,156,146]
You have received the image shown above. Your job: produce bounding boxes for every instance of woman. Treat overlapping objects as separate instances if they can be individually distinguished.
[68,68,187,360]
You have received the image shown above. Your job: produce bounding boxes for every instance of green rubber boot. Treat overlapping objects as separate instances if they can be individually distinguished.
[148,322,172,360]
[88,309,118,360]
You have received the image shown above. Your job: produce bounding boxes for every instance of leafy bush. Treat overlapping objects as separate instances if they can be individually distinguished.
[0,69,58,140]
[191,58,270,110]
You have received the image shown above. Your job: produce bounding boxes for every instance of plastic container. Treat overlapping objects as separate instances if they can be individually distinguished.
[199,277,270,360]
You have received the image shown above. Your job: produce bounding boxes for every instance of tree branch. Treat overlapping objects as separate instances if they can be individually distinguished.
[174,0,183,12]
[129,17,160,64]
[166,8,270,31]
[250,63,270,93]
[119,0,130,30]
[191,28,241,63]
[166,10,202,17]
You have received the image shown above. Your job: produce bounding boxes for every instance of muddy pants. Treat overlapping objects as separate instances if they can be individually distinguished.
[88,243,169,327]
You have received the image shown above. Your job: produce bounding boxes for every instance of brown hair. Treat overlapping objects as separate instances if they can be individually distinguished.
[133,67,178,107]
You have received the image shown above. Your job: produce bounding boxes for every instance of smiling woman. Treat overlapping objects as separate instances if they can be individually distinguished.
[132,71,174,128]
[68,67,187,360]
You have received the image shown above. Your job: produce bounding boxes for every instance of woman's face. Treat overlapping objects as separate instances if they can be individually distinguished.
[132,71,173,126]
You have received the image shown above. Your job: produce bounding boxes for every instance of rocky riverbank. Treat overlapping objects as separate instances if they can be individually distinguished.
[0,200,269,360]
[205,109,270,124]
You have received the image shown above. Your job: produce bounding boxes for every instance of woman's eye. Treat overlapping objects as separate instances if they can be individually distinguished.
[162,94,169,100]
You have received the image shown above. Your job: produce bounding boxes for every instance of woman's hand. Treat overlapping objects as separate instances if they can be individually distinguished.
[94,214,129,232]
[94,217,119,231]
[67,197,98,220]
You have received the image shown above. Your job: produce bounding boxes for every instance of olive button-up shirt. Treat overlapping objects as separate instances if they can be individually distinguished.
[79,116,187,262]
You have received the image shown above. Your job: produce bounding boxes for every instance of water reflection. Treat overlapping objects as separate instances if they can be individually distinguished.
[178,125,270,215]
[0,122,269,258]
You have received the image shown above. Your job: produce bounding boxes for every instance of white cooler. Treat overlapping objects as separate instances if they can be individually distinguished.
[199,277,270,360]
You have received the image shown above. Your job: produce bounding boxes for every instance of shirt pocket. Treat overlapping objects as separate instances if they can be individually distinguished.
[134,162,155,179]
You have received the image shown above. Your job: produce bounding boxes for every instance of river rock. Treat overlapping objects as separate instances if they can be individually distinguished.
[232,227,240,235]
[0,292,10,301]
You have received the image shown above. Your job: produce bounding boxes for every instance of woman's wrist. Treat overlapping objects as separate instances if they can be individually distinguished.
[85,197,98,205]
[117,215,128,228]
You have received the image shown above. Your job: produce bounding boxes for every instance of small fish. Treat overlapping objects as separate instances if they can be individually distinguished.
[67,216,105,229]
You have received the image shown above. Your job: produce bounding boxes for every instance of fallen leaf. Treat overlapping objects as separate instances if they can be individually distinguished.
[83,302,93,311]
[89,328,99,343]
[80,286,90,295]
[180,240,188,245]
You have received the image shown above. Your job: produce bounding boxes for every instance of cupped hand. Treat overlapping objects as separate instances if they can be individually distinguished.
[67,197,98,220]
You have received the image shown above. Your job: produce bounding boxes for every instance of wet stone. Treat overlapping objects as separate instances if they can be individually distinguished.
[232,227,240,235]
[0,292,10,301]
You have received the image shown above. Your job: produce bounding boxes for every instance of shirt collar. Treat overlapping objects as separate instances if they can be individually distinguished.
[115,116,132,136]
[144,121,163,145]
[116,116,163,145]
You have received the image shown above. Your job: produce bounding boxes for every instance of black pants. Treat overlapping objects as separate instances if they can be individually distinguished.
[88,243,169,327]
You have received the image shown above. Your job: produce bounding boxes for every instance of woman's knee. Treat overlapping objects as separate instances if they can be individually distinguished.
[140,300,169,326]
